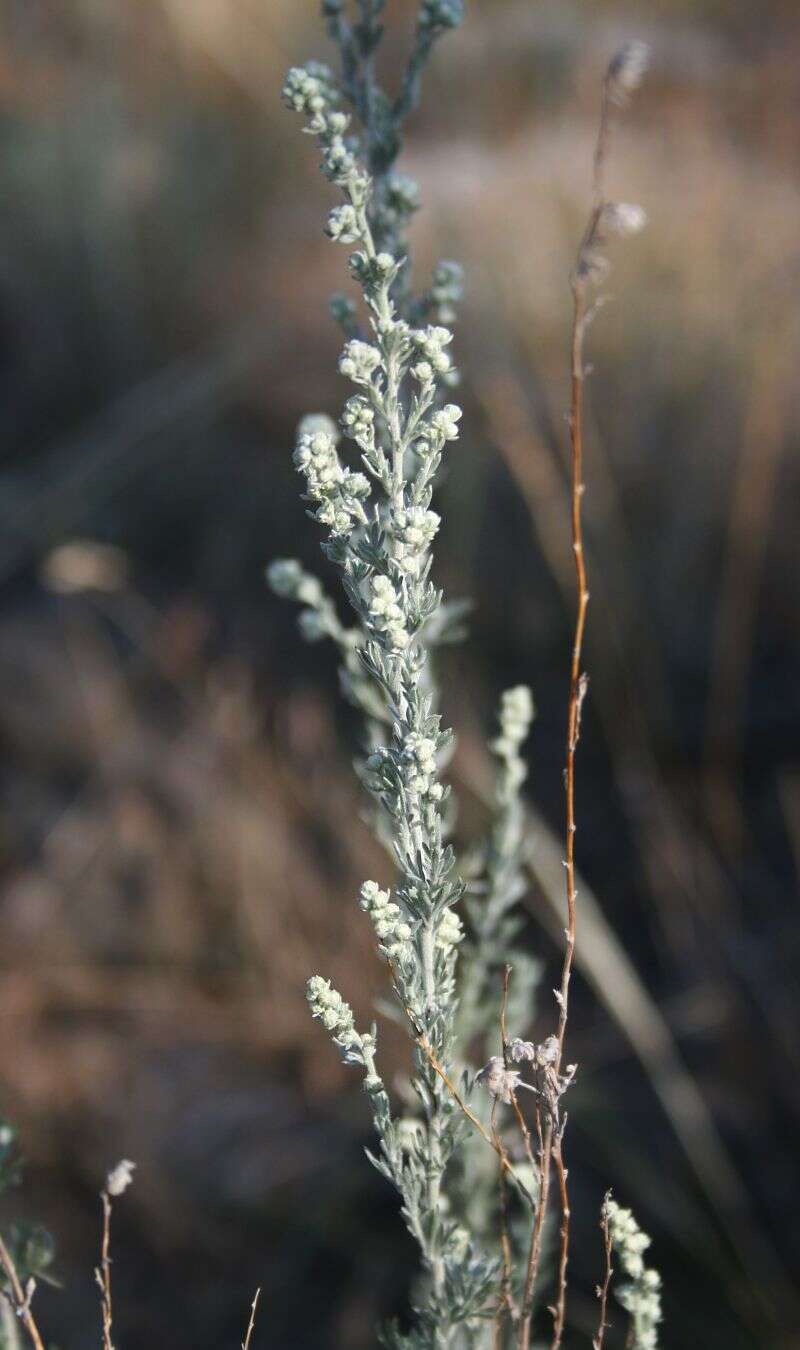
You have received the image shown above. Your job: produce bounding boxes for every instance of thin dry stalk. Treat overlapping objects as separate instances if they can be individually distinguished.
[0,1232,47,1350]
[592,1196,614,1350]
[517,1118,552,1350]
[493,966,520,1336]
[550,1135,570,1350]
[96,1190,115,1350]
[492,1095,517,1342]
[517,60,617,1350]
[242,1287,261,1350]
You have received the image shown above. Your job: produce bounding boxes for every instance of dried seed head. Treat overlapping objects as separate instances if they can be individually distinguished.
[106,1159,135,1196]
[476,1056,522,1103]
[607,41,650,105]
[602,202,647,236]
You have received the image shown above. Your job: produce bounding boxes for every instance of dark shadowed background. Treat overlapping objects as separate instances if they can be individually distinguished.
[1,0,799,1346]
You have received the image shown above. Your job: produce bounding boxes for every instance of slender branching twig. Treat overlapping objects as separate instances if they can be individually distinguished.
[96,1191,115,1350]
[517,44,649,1350]
[493,966,520,1336]
[241,1288,261,1350]
[593,1195,614,1350]
[95,1160,135,1350]
[0,1234,46,1350]
[550,1134,570,1350]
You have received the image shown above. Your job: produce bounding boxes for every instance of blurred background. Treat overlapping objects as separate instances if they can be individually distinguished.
[1,0,799,1345]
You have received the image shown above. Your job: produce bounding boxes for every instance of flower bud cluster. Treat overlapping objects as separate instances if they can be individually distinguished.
[307,976,358,1042]
[410,324,453,377]
[326,203,361,243]
[341,395,375,447]
[339,339,381,384]
[392,505,441,577]
[605,1198,662,1349]
[436,907,464,951]
[359,881,413,960]
[368,574,409,651]
[402,733,443,800]
[430,403,462,441]
[306,976,376,1060]
[490,685,534,795]
[282,63,369,206]
[282,62,338,118]
[293,426,370,537]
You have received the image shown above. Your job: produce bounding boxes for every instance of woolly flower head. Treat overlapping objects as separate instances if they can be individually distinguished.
[605,1200,652,1278]
[341,396,375,441]
[282,63,338,117]
[411,325,453,374]
[510,1034,558,1067]
[293,428,344,496]
[499,685,534,746]
[394,505,440,554]
[476,1056,521,1104]
[431,404,462,441]
[106,1159,135,1197]
[359,881,412,958]
[368,575,409,650]
[605,1196,662,1348]
[326,203,361,244]
[339,340,382,383]
[402,732,442,798]
[306,976,358,1044]
[436,908,463,951]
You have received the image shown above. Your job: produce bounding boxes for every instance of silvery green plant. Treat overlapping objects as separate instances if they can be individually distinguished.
[272,6,661,1348]
[604,1199,662,1350]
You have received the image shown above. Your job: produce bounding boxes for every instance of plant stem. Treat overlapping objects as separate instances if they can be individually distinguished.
[518,167,592,1350]
[592,1199,614,1350]
[550,1137,570,1350]
[0,1234,46,1350]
